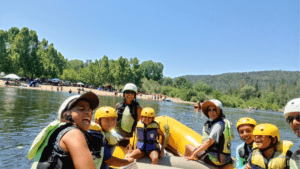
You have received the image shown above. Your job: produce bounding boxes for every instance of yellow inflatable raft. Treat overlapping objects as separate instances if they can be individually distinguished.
[112,116,235,169]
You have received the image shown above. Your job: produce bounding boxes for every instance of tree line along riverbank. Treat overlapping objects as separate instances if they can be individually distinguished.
[1,27,299,111]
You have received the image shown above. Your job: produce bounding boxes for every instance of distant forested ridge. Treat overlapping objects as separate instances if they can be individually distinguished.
[179,71,300,92]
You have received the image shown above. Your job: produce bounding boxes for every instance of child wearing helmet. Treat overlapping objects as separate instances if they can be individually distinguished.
[93,106,119,153]
[284,98,300,169]
[185,99,234,167]
[127,107,165,164]
[89,106,134,169]
[115,83,142,149]
[235,117,257,169]
[246,123,294,169]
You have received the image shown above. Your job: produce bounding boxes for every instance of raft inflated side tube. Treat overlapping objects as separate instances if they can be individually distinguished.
[155,116,202,156]
[135,156,213,169]
[113,116,236,169]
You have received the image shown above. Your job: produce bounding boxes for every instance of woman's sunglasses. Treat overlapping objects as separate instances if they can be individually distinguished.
[286,114,300,124]
[124,91,135,95]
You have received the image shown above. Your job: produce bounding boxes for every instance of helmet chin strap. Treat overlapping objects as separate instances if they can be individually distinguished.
[260,137,276,152]
[247,140,254,146]
[65,113,74,123]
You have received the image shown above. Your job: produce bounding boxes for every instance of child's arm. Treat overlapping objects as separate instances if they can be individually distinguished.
[157,129,165,158]
[105,156,134,167]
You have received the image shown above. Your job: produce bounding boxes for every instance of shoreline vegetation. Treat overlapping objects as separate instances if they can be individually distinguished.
[0,79,190,104]
[1,27,299,112]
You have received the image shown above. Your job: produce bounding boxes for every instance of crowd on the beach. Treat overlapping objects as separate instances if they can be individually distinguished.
[26,82,300,169]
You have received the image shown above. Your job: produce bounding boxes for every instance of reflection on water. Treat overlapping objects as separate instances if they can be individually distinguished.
[0,87,299,168]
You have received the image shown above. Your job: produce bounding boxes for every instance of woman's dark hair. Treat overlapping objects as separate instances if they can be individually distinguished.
[219,109,225,119]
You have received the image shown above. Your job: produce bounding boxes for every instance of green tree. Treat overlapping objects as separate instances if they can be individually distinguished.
[140,60,164,81]
[162,77,173,86]
[276,79,289,107]
[7,27,19,44]
[59,68,79,82]
[0,30,9,73]
[267,81,275,92]
[130,57,142,87]
[114,57,132,87]
[193,81,213,94]
[240,85,255,101]
[99,55,110,84]
[212,90,222,100]
[175,77,192,89]
[68,59,84,72]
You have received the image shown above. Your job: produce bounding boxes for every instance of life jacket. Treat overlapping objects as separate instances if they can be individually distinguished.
[28,120,104,169]
[90,122,118,154]
[136,120,159,152]
[202,118,234,166]
[237,142,253,166]
[248,140,293,169]
[115,100,139,137]
[290,145,300,169]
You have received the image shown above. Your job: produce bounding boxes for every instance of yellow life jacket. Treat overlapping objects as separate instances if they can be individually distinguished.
[250,140,293,169]
[90,122,118,146]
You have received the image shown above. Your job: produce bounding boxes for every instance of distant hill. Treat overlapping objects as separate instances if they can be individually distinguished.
[177,70,300,91]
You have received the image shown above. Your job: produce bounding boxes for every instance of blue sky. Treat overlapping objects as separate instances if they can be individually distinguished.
[1,0,299,78]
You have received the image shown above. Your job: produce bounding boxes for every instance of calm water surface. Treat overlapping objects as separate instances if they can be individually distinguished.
[0,87,299,168]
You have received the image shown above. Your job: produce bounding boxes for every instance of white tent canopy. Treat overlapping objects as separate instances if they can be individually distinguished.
[3,74,21,80]
[77,82,84,85]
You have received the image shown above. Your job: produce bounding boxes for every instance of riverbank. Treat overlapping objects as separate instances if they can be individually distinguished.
[0,80,194,105]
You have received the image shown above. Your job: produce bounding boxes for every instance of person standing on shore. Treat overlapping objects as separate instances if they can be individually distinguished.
[115,83,142,149]
[284,98,300,169]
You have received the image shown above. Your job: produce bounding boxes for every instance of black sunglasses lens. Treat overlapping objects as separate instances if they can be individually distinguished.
[287,117,292,124]
[125,91,135,94]
[296,115,300,122]
[287,115,300,124]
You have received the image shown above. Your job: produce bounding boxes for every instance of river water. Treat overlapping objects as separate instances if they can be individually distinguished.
[0,87,299,168]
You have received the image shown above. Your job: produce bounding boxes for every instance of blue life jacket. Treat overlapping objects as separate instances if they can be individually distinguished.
[136,120,159,152]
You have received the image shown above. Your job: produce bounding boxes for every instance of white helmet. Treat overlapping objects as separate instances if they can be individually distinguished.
[201,99,223,118]
[123,83,138,93]
[58,92,99,120]
[284,98,300,118]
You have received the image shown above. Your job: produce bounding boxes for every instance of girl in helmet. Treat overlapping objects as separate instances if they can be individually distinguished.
[284,98,300,169]
[127,107,165,164]
[115,83,142,149]
[235,117,257,169]
[89,106,134,169]
[246,123,293,169]
[185,99,234,167]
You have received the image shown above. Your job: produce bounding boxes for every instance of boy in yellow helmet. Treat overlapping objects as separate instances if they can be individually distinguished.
[127,107,165,164]
[235,117,257,169]
[246,123,293,169]
[89,106,134,169]
[93,106,119,153]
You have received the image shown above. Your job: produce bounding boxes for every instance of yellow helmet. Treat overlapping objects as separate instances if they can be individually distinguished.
[236,117,257,130]
[141,107,155,117]
[253,123,280,140]
[95,106,117,121]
